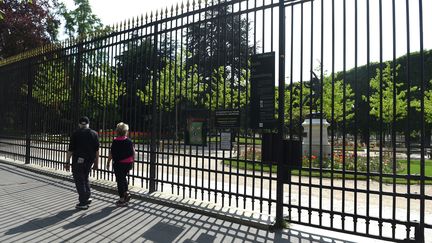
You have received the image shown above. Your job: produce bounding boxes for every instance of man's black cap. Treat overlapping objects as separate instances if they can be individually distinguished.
[79,116,89,125]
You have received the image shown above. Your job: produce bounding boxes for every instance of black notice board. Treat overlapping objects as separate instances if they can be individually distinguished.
[250,52,276,129]
[215,109,240,129]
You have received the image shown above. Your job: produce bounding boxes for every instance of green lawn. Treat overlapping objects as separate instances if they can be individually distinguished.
[223,159,432,185]
[398,159,432,177]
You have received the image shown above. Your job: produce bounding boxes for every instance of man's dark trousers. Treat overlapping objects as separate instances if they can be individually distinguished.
[72,160,93,204]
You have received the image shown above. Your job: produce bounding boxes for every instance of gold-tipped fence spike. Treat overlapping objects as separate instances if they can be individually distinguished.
[186,0,190,8]
[192,0,196,8]
[181,2,184,9]
[150,11,153,19]
[170,5,174,13]
[165,7,168,15]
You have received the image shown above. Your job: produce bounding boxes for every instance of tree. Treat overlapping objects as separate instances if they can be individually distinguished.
[186,1,253,101]
[363,63,419,141]
[20,55,72,133]
[81,64,126,130]
[284,77,354,126]
[59,0,103,38]
[322,77,355,128]
[421,80,432,125]
[115,35,170,124]
[0,0,61,59]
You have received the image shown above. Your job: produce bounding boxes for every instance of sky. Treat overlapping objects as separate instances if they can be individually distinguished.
[63,0,181,25]
[62,0,432,81]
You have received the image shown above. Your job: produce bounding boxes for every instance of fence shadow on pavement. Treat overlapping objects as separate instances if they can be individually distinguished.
[0,162,356,243]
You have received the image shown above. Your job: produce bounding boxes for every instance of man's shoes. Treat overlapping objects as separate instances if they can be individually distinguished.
[75,203,89,210]
[86,198,93,205]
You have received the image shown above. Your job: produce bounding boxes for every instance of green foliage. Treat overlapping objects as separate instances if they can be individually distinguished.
[186,3,253,84]
[205,66,249,110]
[323,77,355,125]
[21,58,71,111]
[422,80,432,124]
[137,53,250,111]
[60,0,103,38]
[283,77,354,125]
[82,64,125,109]
[341,50,432,136]
[136,55,191,110]
[362,63,419,124]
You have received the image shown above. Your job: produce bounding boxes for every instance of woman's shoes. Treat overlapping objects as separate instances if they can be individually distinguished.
[124,192,131,202]
[116,198,128,207]
[116,192,131,207]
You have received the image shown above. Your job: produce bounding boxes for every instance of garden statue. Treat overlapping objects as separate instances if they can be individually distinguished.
[302,72,331,158]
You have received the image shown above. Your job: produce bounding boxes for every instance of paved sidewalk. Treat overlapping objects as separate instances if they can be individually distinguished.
[0,162,392,243]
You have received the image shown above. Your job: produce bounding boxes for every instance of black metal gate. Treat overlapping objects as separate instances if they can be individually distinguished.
[0,0,430,241]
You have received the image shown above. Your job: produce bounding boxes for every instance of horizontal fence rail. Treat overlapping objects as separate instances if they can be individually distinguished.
[0,0,430,242]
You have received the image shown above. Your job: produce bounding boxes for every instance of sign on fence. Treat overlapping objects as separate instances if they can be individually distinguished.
[250,52,276,129]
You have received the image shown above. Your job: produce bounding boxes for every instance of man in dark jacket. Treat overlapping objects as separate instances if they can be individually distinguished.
[66,116,100,210]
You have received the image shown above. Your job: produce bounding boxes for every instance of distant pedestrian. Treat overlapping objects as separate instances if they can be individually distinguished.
[107,122,135,207]
[66,116,100,210]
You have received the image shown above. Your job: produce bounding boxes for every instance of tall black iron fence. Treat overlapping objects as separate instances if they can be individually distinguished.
[0,0,430,241]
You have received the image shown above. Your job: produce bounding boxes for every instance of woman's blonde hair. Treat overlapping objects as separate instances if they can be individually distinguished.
[116,122,129,137]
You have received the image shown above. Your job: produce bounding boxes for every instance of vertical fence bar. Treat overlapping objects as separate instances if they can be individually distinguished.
[150,23,159,193]
[330,0,335,229]
[275,0,286,228]
[365,0,371,235]
[391,0,397,238]
[418,0,425,241]
[353,0,359,233]
[25,59,33,164]
[405,0,412,238]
